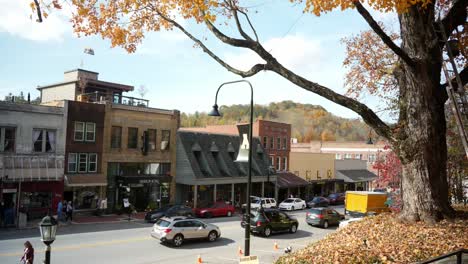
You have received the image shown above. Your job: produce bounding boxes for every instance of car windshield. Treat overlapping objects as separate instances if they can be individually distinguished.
[283,199,294,203]
[312,197,321,202]
[308,209,322,215]
[328,194,338,198]
[156,219,171,227]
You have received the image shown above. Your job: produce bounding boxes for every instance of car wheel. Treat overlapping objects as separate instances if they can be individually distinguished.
[204,212,213,218]
[227,211,232,217]
[323,220,329,229]
[172,234,184,247]
[263,226,272,237]
[291,206,295,211]
[208,231,218,242]
[289,224,298,233]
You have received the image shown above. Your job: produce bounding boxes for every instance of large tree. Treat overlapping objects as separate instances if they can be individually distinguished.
[36,0,467,222]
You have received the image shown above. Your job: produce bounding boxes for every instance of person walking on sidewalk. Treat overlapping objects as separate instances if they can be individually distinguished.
[57,200,63,222]
[20,241,34,264]
[66,201,73,222]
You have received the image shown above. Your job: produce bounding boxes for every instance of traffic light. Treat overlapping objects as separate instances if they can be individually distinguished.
[141,131,149,155]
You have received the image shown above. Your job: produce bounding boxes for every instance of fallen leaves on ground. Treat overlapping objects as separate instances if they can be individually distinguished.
[276,208,468,264]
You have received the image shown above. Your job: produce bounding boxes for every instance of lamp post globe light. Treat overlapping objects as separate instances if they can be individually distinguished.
[39,215,58,264]
[208,80,254,256]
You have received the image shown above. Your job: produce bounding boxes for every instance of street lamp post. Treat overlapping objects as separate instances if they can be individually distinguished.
[39,215,58,264]
[208,80,254,256]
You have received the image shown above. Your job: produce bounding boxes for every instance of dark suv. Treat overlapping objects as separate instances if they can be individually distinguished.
[306,208,344,228]
[241,208,298,237]
[145,205,194,223]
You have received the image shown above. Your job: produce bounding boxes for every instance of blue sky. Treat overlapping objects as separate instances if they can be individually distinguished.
[0,0,395,121]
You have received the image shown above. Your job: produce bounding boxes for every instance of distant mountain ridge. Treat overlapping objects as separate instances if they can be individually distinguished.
[181,100,371,142]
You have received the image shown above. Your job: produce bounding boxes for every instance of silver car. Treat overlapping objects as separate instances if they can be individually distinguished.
[150,216,221,247]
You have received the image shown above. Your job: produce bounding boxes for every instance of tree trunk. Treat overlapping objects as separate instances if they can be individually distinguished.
[394,6,454,223]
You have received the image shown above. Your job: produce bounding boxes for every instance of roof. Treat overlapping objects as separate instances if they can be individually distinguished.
[0,101,64,115]
[36,78,134,92]
[276,172,310,188]
[336,170,377,183]
[176,131,270,179]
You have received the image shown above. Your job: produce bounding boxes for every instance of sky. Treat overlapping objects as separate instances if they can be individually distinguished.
[0,0,396,122]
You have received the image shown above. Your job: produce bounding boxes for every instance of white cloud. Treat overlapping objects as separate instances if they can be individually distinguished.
[224,34,323,73]
[0,0,72,42]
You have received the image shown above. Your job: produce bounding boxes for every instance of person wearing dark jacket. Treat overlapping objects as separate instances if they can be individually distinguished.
[20,241,34,264]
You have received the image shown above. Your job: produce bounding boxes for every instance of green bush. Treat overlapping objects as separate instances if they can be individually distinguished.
[146,201,157,211]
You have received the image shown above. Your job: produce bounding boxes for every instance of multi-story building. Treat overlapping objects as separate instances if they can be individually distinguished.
[0,102,66,224]
[181,119,291,171]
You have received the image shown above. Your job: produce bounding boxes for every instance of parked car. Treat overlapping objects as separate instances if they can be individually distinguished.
[194,202,235,218]
[307,196,330,208]
[151,216,221,247]
[327,193,345,205]
[278,198,306,211]
[241,208,298,237]
[305,208,344,228]
[242,196,277,211]
[145,205,194,223]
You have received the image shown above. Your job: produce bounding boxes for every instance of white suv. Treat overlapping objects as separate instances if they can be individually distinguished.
[243,196,277,210]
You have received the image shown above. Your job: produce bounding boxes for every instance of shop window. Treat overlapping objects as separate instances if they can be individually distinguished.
[355,154,362,160]
[369,154,376,162]
[263,136,268,149]
[78,153,88,173]
[277,137,281,150]
[68,153,77,173]
[344,153,352,159]
[20,192,52,209]
[0,127,15,152]
[88,153,98,172]
[161,130,170,150]
[85,122,96,142]
[33,129,56,152]
[74,121,85,141]
[127,127,138,149]
[276,156,281,171]
[111,126,122,148]
[148,129,157,151]
[160,163,171,175]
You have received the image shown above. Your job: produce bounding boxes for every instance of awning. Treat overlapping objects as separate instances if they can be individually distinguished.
[65,174,107,187]
[117,175,172,185]
[336,170,377,183]
[276,172,310,188]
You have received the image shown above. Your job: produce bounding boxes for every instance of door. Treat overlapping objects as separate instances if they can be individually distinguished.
[189,220,207,239]
[327,209,340,225]
[265,211,280,231]
[278,212,291,231]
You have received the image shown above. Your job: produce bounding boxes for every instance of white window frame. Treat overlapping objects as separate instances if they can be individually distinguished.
[283,137,287,150]
[78,153,88,173]
[269,155,274,167]
[344,153,352,159]
[277,137,281,150]
[88,153,98,172]
[85,122,96,142]
[263,136,268,149]
[282,156,287,171]
[68,153,77,173]
[276,156,281,171]
[74,122,85,141]
[355,154,362,160]
[335,154,341,160]
[369,154,376,163]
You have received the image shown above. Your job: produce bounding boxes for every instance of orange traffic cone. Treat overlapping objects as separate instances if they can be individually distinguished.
[238,246,244,257]
[274,242,279,251]
[197,254,202,264]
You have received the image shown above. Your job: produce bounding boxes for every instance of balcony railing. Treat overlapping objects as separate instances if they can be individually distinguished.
[0,154,64,181]
[80,92,149,107]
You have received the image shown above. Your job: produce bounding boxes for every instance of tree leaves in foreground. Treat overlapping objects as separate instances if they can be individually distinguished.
[276,211,468,264]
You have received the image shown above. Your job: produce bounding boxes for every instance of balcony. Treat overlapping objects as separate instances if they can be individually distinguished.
[78,92,149,107]
[0,154,64,181]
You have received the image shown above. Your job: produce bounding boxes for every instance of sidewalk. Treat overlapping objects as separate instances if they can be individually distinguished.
[72,212,146,224]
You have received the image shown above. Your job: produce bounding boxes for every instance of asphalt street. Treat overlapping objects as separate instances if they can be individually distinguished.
[0,206,344,264]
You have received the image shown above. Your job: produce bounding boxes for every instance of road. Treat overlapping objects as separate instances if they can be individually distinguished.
[0,206,343,264]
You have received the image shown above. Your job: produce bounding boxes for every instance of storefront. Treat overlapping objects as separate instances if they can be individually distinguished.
[64,174,107,211]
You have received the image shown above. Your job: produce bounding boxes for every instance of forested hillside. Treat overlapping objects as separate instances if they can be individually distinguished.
[181,101,373,142]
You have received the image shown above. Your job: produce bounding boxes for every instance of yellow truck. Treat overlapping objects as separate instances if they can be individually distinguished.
[345,191,390,216]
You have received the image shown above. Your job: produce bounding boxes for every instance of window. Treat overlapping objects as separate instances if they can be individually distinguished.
[88,153,97,172]
[0,127,15,152]
[68,153,77,173]
[276,156,281,171]
[127,127,138,149]
[282,157,287,171]
[283,137,287,150]
[369,154,376,162]
[270,137,274,149]
[277,137,281,149]
[33,129,56,152]
[263,136,268,148]
[344,153,352,159]
[161,130,170,150]
[270,156,274,167]
[74,122,84,141]
[335,154,341,160]
[111,126,122,148]
[85,123,96,142]
[316,170,321,179]
[355,154,362,160]
[78,153,88,173]
[148,129,157,151]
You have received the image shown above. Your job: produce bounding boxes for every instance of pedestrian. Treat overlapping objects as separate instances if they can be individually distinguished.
[66,201,73,222]
[57,200,63,222]
[20,241,34,264]
[0,200,4,227]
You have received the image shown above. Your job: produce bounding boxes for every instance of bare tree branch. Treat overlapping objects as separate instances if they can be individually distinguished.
[354,1,415,67]
[227,0,254,41]
[236,7,259,41]
[152,7,267,78]
[440,0,468,37]
[33,0,43,23]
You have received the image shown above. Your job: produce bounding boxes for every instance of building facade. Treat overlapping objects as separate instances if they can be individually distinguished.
[63,100,106,210]
[0,102,66,224]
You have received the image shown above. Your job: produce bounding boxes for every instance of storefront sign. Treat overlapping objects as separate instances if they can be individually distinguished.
[139,179,160,184]
[2,189,17,193]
